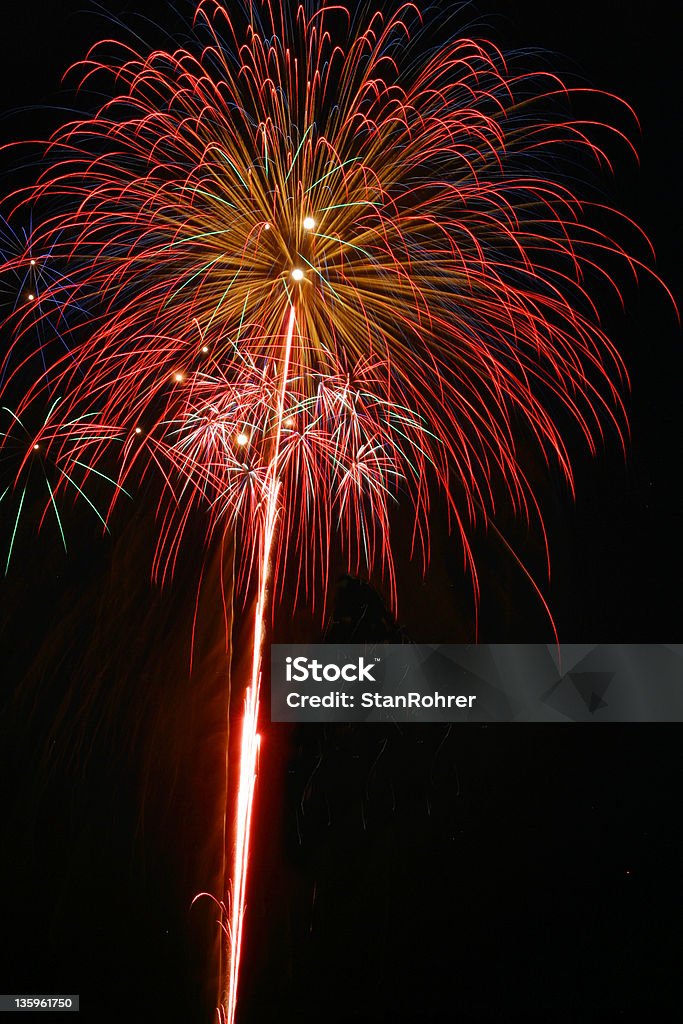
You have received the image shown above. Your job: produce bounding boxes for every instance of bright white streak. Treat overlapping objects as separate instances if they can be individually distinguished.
[224,304,297,1024]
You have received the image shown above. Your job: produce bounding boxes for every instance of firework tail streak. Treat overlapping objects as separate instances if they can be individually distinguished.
[226,304,296,1024]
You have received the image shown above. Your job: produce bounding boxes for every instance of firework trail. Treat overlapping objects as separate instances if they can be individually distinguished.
[0,1,673,1020]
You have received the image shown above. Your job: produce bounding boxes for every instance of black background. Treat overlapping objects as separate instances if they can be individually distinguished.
[0,2,681,1022]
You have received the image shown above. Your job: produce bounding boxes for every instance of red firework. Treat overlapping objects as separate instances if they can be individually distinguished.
[0,2,673,1021]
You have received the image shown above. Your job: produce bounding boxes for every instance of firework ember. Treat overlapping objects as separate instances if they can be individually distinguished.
[0,1,671,1020]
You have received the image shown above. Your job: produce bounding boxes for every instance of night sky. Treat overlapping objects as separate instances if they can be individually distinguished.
[1,2,682,1022]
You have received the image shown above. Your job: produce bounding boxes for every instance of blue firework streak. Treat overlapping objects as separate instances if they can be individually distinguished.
[0,213,88,391]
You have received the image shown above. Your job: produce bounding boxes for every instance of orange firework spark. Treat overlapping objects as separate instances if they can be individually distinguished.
[0,1,674,1020]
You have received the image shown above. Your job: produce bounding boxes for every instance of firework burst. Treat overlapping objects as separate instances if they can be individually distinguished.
[5,0,658,601]
[0,399,124,572]
[0,213,89,391]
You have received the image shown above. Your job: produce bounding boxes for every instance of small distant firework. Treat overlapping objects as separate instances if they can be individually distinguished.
[0,400,125,572]
[0,214,87,389]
